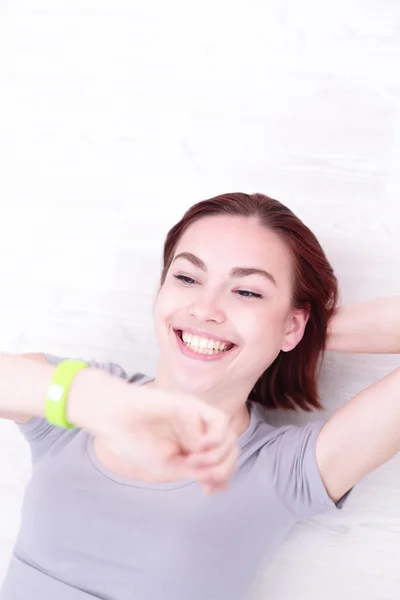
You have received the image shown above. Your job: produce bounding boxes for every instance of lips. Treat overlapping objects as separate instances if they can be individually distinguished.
[173,328,237,361]
[175,329,235,351]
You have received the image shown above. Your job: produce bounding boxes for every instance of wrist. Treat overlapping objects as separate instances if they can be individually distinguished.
[326,307,346,352]
[66,368,130,435]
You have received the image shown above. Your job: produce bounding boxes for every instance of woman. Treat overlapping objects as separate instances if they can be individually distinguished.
[0,192,399,600]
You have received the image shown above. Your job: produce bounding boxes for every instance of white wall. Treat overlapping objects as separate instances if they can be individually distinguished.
[0,0,399,597]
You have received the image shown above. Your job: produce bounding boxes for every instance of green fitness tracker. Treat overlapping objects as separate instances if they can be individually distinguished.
[45,360,89,429]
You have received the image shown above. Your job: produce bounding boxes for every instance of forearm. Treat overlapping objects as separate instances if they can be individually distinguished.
[0,353,129,434]
[0,354,56,420]
[327,296,400,353]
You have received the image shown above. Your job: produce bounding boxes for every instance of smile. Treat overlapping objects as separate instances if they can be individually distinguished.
[174,329,236,361]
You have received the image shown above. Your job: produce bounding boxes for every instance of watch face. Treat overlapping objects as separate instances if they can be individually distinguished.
[47,384,64,402]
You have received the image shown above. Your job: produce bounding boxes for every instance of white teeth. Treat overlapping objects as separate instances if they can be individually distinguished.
[179,331,231,354]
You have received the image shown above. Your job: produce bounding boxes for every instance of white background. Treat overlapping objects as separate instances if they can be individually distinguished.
[0,0,399,598]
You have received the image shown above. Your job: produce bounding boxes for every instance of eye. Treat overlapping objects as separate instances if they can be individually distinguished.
[174,274,196,285]
[235,290,263,299]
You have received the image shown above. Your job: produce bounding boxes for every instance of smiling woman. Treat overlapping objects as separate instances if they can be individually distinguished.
[155,192,338,413]
[1,192,399,600]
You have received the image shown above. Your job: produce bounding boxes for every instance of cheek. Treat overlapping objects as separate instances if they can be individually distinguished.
[153,291,173,346]
[239,305,286,348]
[154,283,184,323]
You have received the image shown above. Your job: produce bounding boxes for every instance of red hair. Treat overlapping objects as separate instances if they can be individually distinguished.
[161,193,338,412]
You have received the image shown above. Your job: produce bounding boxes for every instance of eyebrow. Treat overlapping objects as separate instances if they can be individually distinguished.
[173,251,277,287]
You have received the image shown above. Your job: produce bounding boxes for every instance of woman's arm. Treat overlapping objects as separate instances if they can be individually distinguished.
[0,352,122,427]
[0,352,238,493]
[316,366,400,503]
[326,296,400,354]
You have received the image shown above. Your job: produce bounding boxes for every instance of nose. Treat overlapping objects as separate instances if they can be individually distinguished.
[188,292,225,324]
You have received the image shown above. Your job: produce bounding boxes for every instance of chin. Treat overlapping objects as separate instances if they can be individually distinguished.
[170,366,220,397]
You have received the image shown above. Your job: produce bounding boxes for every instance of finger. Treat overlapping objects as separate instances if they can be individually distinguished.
[194,444,239,487]
[204,481,228,495]
[197,446,239,482]
[184,430,238,469]
[199,407,232,449]
[173,407,207,453]
[173,440,236,482]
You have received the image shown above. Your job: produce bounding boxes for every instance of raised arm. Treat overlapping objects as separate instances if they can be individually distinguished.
[316,366,400,503]
[326,296,400,354]
[0,352,238,493]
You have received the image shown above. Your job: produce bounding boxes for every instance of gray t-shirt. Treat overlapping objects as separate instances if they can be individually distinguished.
[1,354,349,600]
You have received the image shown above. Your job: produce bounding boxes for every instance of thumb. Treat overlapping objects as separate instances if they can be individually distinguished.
[197,405,231,449]
[174,405,208,453]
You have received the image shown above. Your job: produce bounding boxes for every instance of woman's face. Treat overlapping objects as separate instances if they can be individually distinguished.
[153,215,308,404]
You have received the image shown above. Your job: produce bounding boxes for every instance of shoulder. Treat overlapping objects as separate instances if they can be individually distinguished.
[245,402,326,460]
[242,403,345,519]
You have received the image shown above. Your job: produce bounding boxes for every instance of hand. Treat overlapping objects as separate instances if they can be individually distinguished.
[91,380,239,494]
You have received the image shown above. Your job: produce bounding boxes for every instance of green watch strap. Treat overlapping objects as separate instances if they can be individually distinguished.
[45,360,89,429]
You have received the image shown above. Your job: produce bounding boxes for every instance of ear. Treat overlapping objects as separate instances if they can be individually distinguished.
[281,307,310,352]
